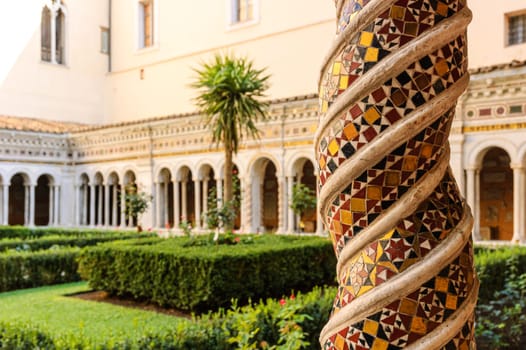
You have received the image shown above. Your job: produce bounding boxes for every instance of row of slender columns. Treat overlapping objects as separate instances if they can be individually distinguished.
[466,165,526,242]
[77,183,133,228]
[0,184,59,226]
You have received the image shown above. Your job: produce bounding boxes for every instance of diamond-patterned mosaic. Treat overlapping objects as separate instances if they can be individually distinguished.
[324,241,475,350]
[320,0,466,114]
[319,35,467,187]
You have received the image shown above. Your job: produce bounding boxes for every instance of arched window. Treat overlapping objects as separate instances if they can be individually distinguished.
[138,0,154,48]
[41,1,66,65]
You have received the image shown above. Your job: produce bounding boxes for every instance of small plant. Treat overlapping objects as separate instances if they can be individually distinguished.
[476,256,526,349]
[290,183,316,232]
[123,183,152,231]
[203,173,241,240]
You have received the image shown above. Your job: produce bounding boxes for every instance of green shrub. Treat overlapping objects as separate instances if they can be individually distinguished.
[0,233,153,252]
[78,235,336,312]
[0,248,80,292]
[0,226,150,240]
[475,246,526,304]
[476,256,526,350]
[0,285,335,349]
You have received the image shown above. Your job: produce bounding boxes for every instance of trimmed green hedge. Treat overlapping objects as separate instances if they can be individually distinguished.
[0,226,147,240]
[0,285,334,349]
[0,249,80,292]
[475,246,526,304]
[0,233,153,252]
[78,234,336,312]
[0,231,156,292]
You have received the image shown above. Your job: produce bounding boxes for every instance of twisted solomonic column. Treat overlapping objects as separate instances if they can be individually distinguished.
[316,1,479,349]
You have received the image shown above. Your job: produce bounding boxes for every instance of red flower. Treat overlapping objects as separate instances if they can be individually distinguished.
[279,298,286,306]
[290,294,295,300]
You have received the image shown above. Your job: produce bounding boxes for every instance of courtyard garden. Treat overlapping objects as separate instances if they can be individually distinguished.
[0,224,524,349]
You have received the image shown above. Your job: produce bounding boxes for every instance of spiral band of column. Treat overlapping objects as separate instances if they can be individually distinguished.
[316,0,479,349]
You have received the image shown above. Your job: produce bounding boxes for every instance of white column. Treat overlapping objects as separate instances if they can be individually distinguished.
[465,167,481,241]
[74,185,80,226]
[89,185,96,227]
[276,175,286,234]
[287,176,294,233]
[97,186,103,226]
[112,185,118,226]
[511,165,525,243]
[203,178,209,219]
[50,9,57,64]
[82,185,88,225]
[181,180,188,223]
[195,178,202,230]
[155,182,162,228]
[24,185,29,225]
[163,182,169,227]
[28,184,35,227]
[48,186,54,226]
[2,184,8,225]
[54,185,60,226]
[173,180,180,229]
[120,185,126,228]
[104,184,110,226]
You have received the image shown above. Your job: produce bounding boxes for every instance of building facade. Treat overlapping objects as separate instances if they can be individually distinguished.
[0,1,525,241]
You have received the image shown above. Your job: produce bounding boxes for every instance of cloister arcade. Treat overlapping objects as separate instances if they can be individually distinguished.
[0,171,60,227]
[464,140,526,243]
[68,154,322,234]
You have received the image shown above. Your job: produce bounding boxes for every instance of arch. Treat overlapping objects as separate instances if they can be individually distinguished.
[467,138,518,168]
[246,153,282,178]
[479,147,514,241]
[107,172,121,227]
[290,158,317,233]
[8,173,30,225]
[157,168,174,228]
[249,156,280,233]
[41,0,67,64]
[518,143,526,166]
[35,174,53,226]
[175,166,195,226]
[123,170,136,186]
[93,172,105,226]
[286,151,318,177]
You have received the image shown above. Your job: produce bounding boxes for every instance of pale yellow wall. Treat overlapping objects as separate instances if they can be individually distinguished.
[106,0,334,122]
[468,1,526,69]
[0,0,108,124]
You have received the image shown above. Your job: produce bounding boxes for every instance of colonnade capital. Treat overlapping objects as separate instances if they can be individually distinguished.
[510,163,526,171]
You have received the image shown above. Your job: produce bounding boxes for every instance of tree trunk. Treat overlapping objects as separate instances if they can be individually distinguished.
[317,1,478,349]
[224,145,233,231]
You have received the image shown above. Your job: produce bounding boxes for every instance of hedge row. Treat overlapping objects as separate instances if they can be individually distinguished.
[0,249,80,292]
[475,246,526,304]
[0,226,145,240]
[0,233,154,252]
[0,286,335,350]
[78,235,336,312]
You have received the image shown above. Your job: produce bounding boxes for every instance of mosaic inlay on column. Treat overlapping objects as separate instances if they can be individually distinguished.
[316,0,479,349]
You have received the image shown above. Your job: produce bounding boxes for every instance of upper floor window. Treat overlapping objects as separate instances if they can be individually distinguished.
[508,13,526,46]
[138,0,155,49]
[231,0,255,25]
[41,0,66,65]
[100,27,110,54]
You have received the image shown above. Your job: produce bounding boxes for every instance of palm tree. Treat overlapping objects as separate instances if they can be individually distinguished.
[192,54,270,231]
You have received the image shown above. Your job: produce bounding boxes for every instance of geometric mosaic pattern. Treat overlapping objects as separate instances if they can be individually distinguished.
[324,241,475,350]
[317,0,477,348]
[321,0,467,114]
[332,170,464,310]
[318,35,467,186]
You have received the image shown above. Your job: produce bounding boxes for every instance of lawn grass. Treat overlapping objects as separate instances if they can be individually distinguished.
[0,282,189,346]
